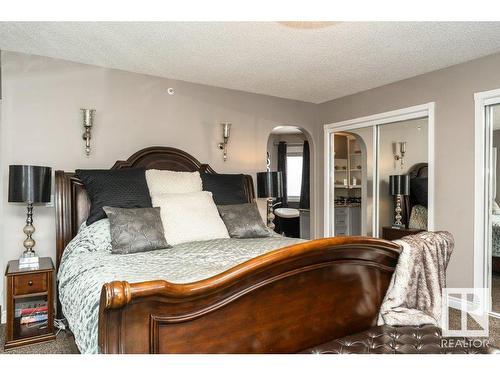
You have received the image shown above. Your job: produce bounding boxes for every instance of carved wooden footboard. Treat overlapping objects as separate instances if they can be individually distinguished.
[98,237,400,354]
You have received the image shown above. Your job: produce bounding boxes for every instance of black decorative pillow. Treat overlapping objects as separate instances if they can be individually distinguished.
[76,168,152,225]
[103,207,170,254]
[201,173,248,205]
[217,203,271,238]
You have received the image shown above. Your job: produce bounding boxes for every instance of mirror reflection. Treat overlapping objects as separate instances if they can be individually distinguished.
[489,103,500,314]
[378,118,428,238]
[329,117,429,240]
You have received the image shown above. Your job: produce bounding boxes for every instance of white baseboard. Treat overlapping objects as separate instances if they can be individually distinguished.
[448,296,464,310]
[1,310,6,324]
[446,295,499,321]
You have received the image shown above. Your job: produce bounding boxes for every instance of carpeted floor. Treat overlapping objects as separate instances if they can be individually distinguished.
[0,310,499,354]
[448,308,500,348]
[493,274,500,314]
[0,324,79,354]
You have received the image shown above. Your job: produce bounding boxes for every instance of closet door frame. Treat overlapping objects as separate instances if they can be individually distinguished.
[323,102,435,238]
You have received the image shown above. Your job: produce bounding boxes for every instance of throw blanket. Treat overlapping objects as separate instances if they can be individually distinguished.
[378,231,454,327]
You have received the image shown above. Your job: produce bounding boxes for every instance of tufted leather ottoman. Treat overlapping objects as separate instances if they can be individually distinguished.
[302,325,499,354]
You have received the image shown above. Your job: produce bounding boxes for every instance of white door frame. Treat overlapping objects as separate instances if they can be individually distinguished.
[474,88,500,317]
[324,102,435,237]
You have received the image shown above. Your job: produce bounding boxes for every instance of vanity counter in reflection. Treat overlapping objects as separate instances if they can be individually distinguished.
[334,206,361,236]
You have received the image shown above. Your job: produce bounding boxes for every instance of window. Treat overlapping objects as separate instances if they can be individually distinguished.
[286,155,303,200]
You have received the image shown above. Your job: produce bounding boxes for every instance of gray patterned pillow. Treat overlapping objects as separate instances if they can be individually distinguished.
[409,205,428,230]
[217,203,272,238]
[103,206,170,254]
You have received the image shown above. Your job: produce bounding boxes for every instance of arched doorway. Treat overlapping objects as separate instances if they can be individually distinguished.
[266,126,312,239]
[332,131,368,236]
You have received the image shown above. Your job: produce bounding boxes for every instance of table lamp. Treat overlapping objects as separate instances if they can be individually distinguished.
[8,165,52,267]
[389,174,410,228]
[256,171,283,230]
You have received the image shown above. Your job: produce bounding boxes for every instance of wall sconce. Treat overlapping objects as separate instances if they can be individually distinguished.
[394,141,407,169]
[217,122,231,162]
[81,109,96,156]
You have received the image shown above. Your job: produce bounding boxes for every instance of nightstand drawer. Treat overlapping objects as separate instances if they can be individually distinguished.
[13,273,47,295]
[381,226,425,241]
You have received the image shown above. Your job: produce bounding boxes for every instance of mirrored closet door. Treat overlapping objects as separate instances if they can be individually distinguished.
[487,103,500,314]
[325,109,432,240]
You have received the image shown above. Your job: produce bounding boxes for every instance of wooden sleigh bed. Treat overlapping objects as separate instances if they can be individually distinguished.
[55,146,401,354]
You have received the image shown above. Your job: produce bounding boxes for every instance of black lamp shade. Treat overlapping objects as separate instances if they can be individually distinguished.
[389,174,410,196]
[8,165,52,203]
[257,171,283,199]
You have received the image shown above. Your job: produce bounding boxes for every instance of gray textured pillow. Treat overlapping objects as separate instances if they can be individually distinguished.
[217,203,272,238]
[103,206,170,254]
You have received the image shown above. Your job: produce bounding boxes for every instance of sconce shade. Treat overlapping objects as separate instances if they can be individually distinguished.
[81,109,95,127]
[257,171,283,199]
[222,122,231,138]
[8,165,52,203]
[389,174,410,196]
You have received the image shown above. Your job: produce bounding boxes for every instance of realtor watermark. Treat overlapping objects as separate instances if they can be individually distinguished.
[440,288,490,349]
[441,337,490,349]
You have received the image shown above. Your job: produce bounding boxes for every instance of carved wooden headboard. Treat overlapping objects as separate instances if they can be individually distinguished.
[55,146,255,270]
[403,162,428,227]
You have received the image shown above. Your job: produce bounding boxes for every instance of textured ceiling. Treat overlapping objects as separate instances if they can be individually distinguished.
[2,22,500,103]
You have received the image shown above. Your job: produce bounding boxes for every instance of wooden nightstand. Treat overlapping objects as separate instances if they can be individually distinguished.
[4,257,56,350]
[381,226,425,241]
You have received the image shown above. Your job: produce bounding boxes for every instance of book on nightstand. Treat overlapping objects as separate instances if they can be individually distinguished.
[15,303,48,318]
[20,313,48,325]
[18,255,40,269]
[14,300,49,326]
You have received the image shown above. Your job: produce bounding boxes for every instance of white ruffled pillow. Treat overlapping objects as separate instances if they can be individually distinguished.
[145,169,202,196]
[152,191,229,245]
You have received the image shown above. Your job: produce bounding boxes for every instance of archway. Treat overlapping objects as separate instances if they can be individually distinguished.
[332,131,369,236]
[266,126,312,239]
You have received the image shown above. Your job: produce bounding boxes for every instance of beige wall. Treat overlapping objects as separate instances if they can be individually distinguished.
[0,51,320,313]
[318,51,500,289]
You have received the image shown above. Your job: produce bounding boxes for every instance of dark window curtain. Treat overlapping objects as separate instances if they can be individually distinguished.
[299,141,310,209]
[277,141,288,207]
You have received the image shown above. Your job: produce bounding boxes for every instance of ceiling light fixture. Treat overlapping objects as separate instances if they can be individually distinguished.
[278,21,338,29]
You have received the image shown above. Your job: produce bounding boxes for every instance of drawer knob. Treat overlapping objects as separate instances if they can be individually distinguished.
[28,280,33,286]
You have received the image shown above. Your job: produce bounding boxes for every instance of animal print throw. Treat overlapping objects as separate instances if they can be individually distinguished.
[378,231,454,327]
